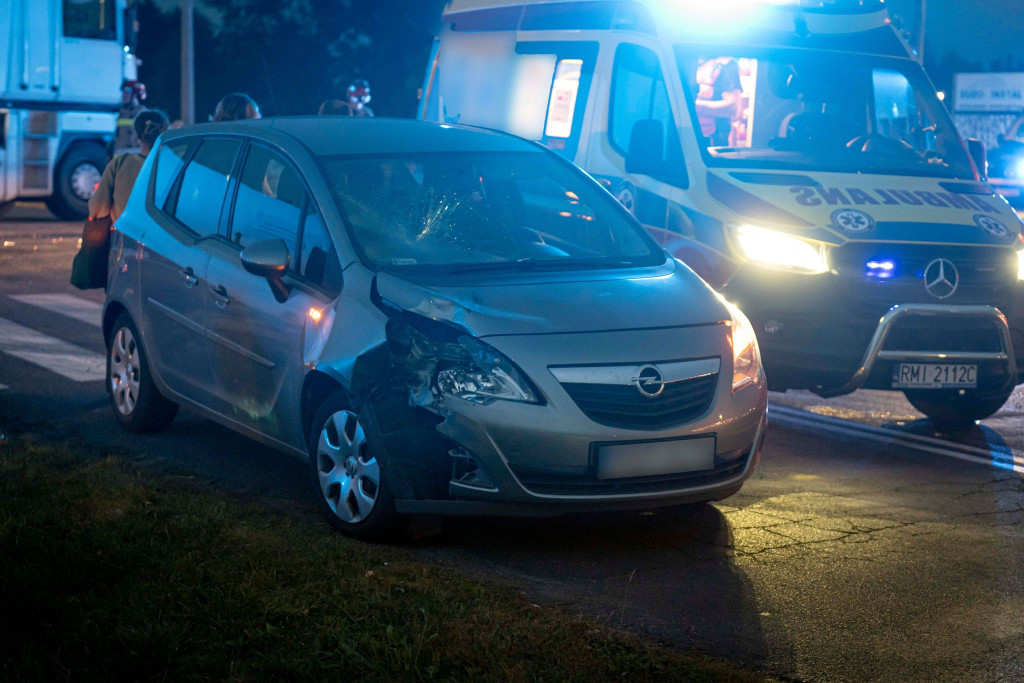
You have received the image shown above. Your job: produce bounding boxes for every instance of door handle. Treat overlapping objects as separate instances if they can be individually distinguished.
[179,267,199,288]
[210,284,231,308]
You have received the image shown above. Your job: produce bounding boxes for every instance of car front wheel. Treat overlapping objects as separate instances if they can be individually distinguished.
[309,391,403,541]
[107,313,178,433]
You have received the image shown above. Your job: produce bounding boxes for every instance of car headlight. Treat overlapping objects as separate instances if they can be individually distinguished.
[725,302,761,392]
[435,337,539,404]
[733,224,829,274]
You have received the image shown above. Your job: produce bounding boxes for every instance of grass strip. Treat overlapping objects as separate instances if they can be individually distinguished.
[0,440,767,682]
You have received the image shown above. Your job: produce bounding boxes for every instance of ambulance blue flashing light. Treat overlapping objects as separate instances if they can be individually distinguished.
[865,259,897,279]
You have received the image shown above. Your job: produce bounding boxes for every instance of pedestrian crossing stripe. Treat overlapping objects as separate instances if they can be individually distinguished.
[0,316,105,382]
[9,293,102,328]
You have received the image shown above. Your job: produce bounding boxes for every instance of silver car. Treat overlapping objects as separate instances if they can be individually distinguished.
[103,118,767,539]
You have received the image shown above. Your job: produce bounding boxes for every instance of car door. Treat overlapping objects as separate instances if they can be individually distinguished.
[138,137,240,404]
[200,141,341,446]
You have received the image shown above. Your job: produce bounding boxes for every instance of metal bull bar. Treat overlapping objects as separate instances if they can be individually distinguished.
[814,304,1018,398]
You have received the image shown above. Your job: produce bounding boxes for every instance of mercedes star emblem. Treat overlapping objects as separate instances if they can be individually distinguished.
[632,365,666,399]
[923,258,959,299]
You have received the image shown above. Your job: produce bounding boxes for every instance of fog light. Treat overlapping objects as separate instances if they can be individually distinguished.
[449,447,497,491]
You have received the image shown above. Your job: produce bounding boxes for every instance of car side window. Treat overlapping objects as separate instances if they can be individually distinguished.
[299,207,342,296]
[229,145,304,254]
[153,140,190,209]
[170,138,240,236]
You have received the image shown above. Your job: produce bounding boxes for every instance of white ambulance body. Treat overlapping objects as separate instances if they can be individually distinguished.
[1,0,138,219]
[420,0,1024,428]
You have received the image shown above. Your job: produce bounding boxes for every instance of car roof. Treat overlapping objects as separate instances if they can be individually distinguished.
[164,117,542,156]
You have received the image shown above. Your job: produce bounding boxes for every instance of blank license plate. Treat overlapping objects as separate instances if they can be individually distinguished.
[892,363,977,389]
[596,437,715,480]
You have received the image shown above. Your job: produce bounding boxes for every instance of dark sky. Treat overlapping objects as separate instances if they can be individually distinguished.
[887,0,1024,66]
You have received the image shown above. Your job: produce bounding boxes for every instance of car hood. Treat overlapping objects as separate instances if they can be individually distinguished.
[706,169,1024,246]
[374,262,730,337]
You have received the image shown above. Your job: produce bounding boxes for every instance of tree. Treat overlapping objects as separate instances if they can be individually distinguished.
[193,0,447,117]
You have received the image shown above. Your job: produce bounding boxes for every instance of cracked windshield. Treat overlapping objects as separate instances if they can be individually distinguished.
[677,48,975,178]
[322,151,662,272]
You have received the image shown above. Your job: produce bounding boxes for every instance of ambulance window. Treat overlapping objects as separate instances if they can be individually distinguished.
[610,44,685,185]
[63,0,117,40]
[545,59,584,139]
[872,69,937,155]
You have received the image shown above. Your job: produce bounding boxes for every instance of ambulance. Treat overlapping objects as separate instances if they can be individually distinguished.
[419,0,1024,429]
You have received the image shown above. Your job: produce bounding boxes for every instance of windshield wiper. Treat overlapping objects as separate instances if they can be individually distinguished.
[448,257,643,274]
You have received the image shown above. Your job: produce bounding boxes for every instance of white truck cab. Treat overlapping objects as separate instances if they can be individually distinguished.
[1,0,138,219]
[421,0,1024,429]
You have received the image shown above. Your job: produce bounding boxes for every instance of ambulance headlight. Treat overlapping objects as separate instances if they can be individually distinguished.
[733,225,829,274]
[1013,158,1024,179]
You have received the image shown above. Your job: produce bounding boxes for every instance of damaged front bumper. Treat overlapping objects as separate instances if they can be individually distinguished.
[370,318,767,516]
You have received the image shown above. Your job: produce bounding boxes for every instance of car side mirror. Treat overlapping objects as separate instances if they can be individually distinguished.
[967,138,988,180]
[625,119,667,177]
[240,238,291,303]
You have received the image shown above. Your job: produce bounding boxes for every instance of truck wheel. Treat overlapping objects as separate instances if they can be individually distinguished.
[904,388,1013,432]
[47,144,108,221]
[308,390,405,541]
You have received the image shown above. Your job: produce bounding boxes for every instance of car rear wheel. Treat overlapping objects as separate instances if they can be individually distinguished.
[904,388,1012,432]
[107,313,178,433]
[309,390,404,541]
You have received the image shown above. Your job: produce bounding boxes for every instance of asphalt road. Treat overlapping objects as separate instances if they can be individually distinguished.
[1,206,1022,682]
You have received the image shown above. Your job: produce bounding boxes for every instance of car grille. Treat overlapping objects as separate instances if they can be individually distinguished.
[511,445,750,496]
[832,242,1018,315]
[559,372,718,430]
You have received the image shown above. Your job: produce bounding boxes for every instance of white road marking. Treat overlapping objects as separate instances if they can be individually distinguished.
[0,317,105,382]
[0,384,8,391]
[769,405,1024,473]
[9,293,102,328]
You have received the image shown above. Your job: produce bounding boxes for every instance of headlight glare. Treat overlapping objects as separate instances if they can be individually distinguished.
[734,224,828,274]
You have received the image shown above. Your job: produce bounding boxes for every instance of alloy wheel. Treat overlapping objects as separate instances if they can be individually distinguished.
[109,327,141,416]
[316,410,380,524]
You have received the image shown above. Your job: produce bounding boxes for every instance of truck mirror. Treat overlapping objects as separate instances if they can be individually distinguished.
[967,138,987,181]
[626,119,666,177]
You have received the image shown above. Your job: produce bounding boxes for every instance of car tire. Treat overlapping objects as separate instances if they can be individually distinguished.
[47,144,108,221]
[107,312,178,433]
[904,388,1012,432]
[308,390,405,541]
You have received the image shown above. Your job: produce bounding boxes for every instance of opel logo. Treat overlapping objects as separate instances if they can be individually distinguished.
[923,258,959,299]
[632,365,665,399]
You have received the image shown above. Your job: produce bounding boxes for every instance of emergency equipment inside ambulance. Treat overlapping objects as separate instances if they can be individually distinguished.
[421,0,1024,429]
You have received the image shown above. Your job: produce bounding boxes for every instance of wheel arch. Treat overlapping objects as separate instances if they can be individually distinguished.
[56,135,111,165]
[301,369,349,451]
[102,299,128,346]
